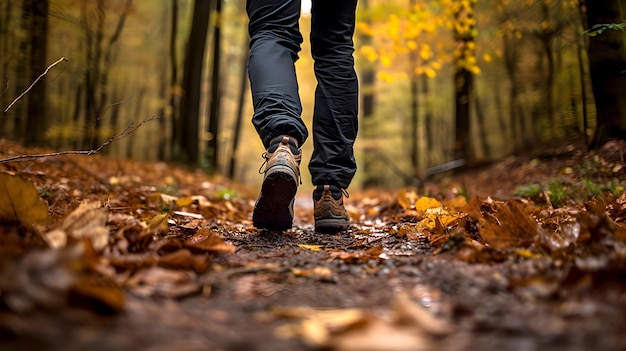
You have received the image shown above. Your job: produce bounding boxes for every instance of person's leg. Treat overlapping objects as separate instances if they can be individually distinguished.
[247,0,306,230]
[309,0,359,190]
[309,0,358,233]
[247,0,308,148]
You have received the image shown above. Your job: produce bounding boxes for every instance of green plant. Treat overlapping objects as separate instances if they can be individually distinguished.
[514,184,543,200]
[546,179,571,206]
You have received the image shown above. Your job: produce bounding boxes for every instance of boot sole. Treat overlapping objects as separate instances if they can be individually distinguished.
[315,217,349,234]
[253,166,298,231]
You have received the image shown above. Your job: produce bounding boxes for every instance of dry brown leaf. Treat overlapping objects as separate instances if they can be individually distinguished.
[184,228,235,253]
[392,291,453,337]
[158,248,210,272]
[291,266,333,280]
[147,213,170,235]
[125,266,199,299]
[475,200,537,250]
[330,318,432,351]
[0,172,49,225]
[45,201,109,250]
[70,274,125,313]
[397,188,419,210]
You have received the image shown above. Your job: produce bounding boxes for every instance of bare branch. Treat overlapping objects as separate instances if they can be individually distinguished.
[3,57,68,114]
[0,115,159,164]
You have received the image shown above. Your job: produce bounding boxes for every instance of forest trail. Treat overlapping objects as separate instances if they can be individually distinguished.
[1,138,625,351]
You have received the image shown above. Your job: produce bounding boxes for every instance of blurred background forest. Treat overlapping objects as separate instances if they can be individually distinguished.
[1,0,625,191]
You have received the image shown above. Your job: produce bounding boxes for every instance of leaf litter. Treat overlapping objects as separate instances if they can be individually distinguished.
[0,138,626,350]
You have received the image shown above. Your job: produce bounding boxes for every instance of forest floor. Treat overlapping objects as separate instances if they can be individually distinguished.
[1,137,626,351]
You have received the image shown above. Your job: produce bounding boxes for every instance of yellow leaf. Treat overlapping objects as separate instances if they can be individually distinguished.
[0,173,49,225]
[176,197,195,207]
[298,244,323,251]
[444,196,467,210]
[397,188,419,210]
[415,197,442,213]
[380,55,392,67]
[515,249,536,258]
[148,213,170,235]
[483,53,492,63]
[377,71,394,83]
[291,266,333,278]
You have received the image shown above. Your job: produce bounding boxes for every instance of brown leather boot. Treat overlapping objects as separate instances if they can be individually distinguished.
[313,185,349,233]
[253,136,301,230]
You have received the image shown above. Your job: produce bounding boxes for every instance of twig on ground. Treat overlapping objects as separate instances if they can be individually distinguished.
[0,116,159,164]
[3,57,68,114]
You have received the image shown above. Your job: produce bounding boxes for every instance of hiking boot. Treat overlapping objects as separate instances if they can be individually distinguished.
[313,185,350,233]
[253,136,301,231]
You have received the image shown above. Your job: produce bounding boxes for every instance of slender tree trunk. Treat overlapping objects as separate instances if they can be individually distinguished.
[207,0,222,173]
[409,0,419,174]
[359,0,381,188]
[0,0,13,137]
[14,0,32,141]
[24,0,49,147]
[451,0,476,163]
[577,2,590,145]
[577,34,589,144]
[454,68,472,161]
[585,0,626,147]
[169,0,180,160]
[504,36,523,152]
[176,0,212,165]
[422,74,433,167]
[472,80,490,159]
[539,1,557,139]
[228,30,249,180]
[409,50,419,174]
[72,84,82,148]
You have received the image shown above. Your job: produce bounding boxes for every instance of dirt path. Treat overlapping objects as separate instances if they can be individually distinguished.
[1,139,626,351]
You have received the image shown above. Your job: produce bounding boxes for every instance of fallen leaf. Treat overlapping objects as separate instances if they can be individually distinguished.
[392,292,453,336]
[184,228,235,253]
[158,248,210,272]
[147,213,170,235]
[298,244,323,251]
[475,200,537,250]
[415,196,443,215]
[397,188,419,210]
[45,201,109,250]
[291,266,334,280]
[70,274,125,313]
[0,173,49,225]
[125,266,199,299]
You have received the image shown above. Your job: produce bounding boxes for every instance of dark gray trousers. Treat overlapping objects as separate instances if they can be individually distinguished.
[247,0,358,189]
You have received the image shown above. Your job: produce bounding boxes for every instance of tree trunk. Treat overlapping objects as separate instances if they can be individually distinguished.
[422,74,433,167]
[13,0,32,141]
[451,0,476,163]
[176,0,212,164]
[228,30,249,180]
[24,0,49,147]
[169,0,180,160]
[577,2,590,145]
[359,0,381,188]
[454,68,472,161]
[206,0,222,173]
[585,0,626,147]
[0,0,13,137]
[409,49,419,174]
[472,80,490,159]
[503,36,524,152]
